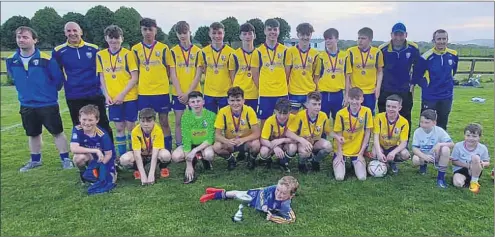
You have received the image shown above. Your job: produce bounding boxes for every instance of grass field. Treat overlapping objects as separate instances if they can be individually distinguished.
[1,84,494,236]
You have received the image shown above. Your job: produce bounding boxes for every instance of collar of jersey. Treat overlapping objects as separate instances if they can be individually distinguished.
[179,43,193,51]
[297,45,310,53]
[67,39,86,48]
[241,47,254,54]
[142,40,157,49]
[432,47,448,55]
[387,40,410,52]
[264,42,279,51]
[211,44,225,52]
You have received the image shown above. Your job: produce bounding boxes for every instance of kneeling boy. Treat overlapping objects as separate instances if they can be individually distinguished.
[259,98,298,172]
[213,87,261,170]
[120,108,172,185]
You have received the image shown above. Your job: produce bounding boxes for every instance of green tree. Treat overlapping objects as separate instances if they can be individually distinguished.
[30,7,64,48]
[0,16,31,50]
[156,27,168,45]
[221,16,240,45]
[167,24,179,46]
[246,18,264,46]
[274,17,290,43]
[194,26,210,47]
[84,5,115,47]
[113,6,142,47]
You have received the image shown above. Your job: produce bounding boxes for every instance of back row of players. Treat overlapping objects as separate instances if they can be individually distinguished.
[7,18,489,194]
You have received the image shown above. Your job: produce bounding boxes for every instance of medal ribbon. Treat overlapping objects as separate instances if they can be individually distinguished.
[242,50,253,71]
[211,45,224,69]
[360,48,371,70]
[387,116,399,139]
[306,110,319,138]
[347,107,361,133]
[276,118,288,138]
[264,43,278,66]
[326,49,339,74]
[108,49,120,74]
[142,41,156,66]
[180,44,192,68]
[298,46,309,70]
[231,108,243,135]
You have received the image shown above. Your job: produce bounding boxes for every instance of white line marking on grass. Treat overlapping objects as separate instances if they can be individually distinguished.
[1,108,70,132]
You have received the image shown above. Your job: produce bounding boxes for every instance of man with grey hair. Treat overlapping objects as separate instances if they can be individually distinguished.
[52,22,114,141]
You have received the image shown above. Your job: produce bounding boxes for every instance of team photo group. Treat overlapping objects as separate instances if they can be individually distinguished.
[6,15,492,223]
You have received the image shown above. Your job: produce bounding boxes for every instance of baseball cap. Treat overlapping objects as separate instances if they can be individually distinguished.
[392,23,406,33]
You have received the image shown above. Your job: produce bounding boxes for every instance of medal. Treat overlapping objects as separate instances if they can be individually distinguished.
[108,48,120,78]
[298,45,310,75]
[180,43,192,72]
[306,110,318,139]
[326,48,339,76]
[359,48,370,74]
[211,45,224,75]
[276,118,288,138]
[142,41,156,71]
[387,115,399,139]
[331,74,336,79]
[265,43,278,71]
[231,108,243,137]
[347,107,360,133]
[242,49,253,78]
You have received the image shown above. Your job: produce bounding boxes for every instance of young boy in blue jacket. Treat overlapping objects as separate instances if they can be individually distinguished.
[200,176,298,224]
[5,26,71,172]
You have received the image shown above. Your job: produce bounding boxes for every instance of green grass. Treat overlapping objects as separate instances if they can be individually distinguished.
[1,84,494,236]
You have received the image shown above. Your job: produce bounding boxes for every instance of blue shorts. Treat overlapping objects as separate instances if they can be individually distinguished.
[172,95,187,111]
[108,100,138,122]
[258,95,288,120]
[138,94,170,114]
[363,93,376,115]
[321,91,344,120]
[288,94,307,111]
[245,99,258,112]
[204,95,228,113]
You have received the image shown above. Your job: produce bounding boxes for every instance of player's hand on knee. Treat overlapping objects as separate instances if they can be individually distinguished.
[378,153,387,163]
[274,147,284,159]
[425,155,434,163]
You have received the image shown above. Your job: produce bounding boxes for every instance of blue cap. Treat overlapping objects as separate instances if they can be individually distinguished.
[392,23,406,33]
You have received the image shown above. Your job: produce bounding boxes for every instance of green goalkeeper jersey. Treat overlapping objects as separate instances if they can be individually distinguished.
[181,109,217,152]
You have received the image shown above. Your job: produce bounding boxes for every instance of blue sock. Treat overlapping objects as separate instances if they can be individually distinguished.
[60,152,69,162]
[213,191,226,200]
[437,171,446,181]
[31,154,41,162]
[116,136,127,156]
[164,136,172,152]
[127,134,132,151]
[419,164,427,172]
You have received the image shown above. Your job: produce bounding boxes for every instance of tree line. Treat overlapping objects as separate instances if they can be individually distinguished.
[0,5,493,57]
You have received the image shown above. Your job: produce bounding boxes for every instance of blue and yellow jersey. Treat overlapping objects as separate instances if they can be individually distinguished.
[315,49,349,92]
[131,124,165,156]
[96,47,138,101]
[252,43,289,97]
[131,41,172,95]
[246,185,295,224]
[170,44,202,95]
[346,46,384,94]
[261,114,296,140]
[229,48,259,100]
[334,106,373,157]
[214,105,258,139]
[288,110,332,141]
[197,44,234,97]
[412,47,458,101]
[373,112,409,150]
[286,46,320,95]
[378,41,420,92]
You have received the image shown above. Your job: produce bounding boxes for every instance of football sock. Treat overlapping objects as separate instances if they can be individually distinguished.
[31,153,41,162]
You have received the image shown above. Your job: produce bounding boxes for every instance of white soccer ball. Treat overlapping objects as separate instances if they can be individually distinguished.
[367,160,388,178]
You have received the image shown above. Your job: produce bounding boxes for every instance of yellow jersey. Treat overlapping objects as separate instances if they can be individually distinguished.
[346,46,384,94]
[197,44,234,97]
[170,44,202,95]
[315,49,348,92]
[96,47,138,101]
[131,124,164,156]
[229,48,259,100]
[334,106,373,156]
[286,46,320,95]
[261,114,296,140]
[288,110,332,142]
[252,43,289,97]
[131,41,172,95]
[214,105,258,139]
[373,112,409,150]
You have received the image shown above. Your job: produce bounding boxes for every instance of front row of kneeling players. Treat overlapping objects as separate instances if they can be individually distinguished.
[71,86,490,194]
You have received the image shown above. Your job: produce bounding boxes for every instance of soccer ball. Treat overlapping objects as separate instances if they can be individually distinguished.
[367,160,388,178]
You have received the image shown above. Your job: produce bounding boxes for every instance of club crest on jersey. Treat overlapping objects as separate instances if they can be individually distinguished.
[265,63,271,67]
[190,54,195,60]
[240,119,246,125]
[316,126,321,132]
[72,133,78,139]
[221,55,226,61]
[202,120,208,128]
[106,68,110,72]
[308,56,313,63]
[86,52,93,59]
[326,68,331,73]
[369,55,374,60]
[395,127,400,134]
[406,52,411,59]
[357,64,361,69]
[156,51,160,57]
[32,59,39,65]
[339,59,343,64]
[359,117,363,123]
[448,59,453,65]
[117,57,122,63]
[278,53,283,58]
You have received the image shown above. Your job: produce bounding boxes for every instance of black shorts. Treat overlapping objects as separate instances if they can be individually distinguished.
[20,105,64,136]
[454,167,483,187]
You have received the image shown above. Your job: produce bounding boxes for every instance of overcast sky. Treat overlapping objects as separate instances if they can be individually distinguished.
[1,1,493,42]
